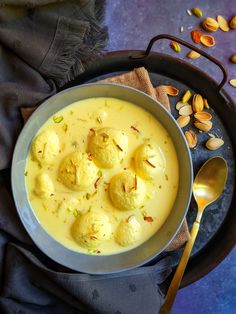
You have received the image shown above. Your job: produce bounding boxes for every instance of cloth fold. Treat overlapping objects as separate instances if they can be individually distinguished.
[0,243,171,314]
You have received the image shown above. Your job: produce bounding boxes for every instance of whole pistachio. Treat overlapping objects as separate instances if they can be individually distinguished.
[202,17,219,32]
[205,138,224,150]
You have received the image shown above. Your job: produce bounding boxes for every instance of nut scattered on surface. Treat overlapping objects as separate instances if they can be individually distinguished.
[200,35,216,47]
[179,105,193,116]
[194,120,213,132]
[182,90,192,103]
[217,15,230,32]
[176,101,188,110]
[170,41,181,52]
[230,54,236,63]
[205,138,224,150]
[194,112,212,121]
[185,130,198,148]
[191,7,203,18]
[229,79,236,87]
[229,16,236,29]
[176,115,191,128]
[208,133,215,138]
[191,30,202,44]
[203,98,210,109]
[187,9,192,16]
[163,85,179,96]
[192,94,204,112]
[187,51,201,59]
[202,17,219,32]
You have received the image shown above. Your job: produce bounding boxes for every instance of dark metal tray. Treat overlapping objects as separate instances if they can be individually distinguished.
[62,35,236,287]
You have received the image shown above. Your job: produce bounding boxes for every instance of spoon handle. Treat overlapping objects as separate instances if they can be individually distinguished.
[160,220,200,314]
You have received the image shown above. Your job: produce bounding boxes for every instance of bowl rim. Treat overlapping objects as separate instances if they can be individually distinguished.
[11,82,193,274]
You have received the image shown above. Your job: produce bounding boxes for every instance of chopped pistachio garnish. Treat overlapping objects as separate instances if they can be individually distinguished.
[97,170,103,177]
[72,140,78,148]
[141,210,148,217]
[42,203,48,211]
[159,185,162,189]
[85,193,91,200]
[73,209,79,217]
[92,190,98,197]
[53,115,63,123]
[24,171,28,176]
[97,116,102,124]
[88,249,98,254]
[165,174,169,181]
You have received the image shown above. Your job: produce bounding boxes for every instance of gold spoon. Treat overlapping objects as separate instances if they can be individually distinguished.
[161,156,228,314]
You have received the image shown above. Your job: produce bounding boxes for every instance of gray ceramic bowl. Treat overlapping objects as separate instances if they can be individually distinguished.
[11,83,193,274]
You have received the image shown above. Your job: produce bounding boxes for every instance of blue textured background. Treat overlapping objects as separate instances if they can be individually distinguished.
[105,0,236,313]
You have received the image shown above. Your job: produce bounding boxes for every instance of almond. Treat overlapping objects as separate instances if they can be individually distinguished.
[179,105,193,116]
[185,130,198,148]
[200,35,216,47]
[202,17,219,32]
[194,112,212,121]
[192,94,204,112]
[229,16,236,29]
[205,138,224,150]
[163,85,179,96]
[176,115,191,128]
[217,15,230,32]
[194,120,212,132]
[187,50,201,59]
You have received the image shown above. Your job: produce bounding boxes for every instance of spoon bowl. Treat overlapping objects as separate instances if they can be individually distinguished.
[193,157,228,209]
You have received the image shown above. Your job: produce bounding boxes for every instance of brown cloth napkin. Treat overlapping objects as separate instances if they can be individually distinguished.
[21,66,190,250]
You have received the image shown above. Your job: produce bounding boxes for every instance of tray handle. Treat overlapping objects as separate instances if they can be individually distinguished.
[131,34,227,90]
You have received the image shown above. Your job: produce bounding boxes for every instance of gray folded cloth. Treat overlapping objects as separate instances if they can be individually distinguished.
[0,0,108,170]
[0,1,172,313]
